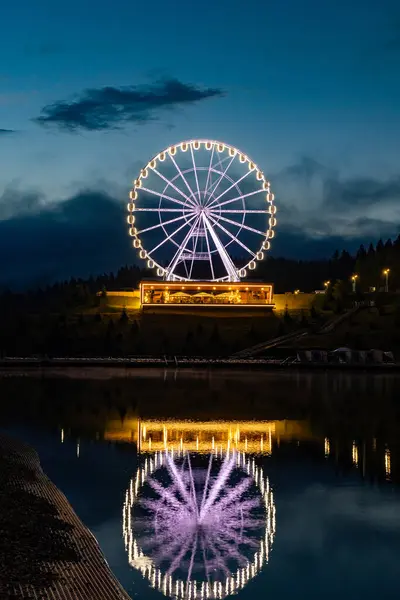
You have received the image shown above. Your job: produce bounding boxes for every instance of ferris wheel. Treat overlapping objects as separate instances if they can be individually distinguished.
[127,140,276,282]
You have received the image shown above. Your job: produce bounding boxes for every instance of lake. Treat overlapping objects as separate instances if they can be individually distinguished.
[0,369,399,599]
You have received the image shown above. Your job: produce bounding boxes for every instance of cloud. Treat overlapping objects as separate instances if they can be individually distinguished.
[0,189,130,288]
[35,78,224,132]
[1,154,399,287]
[278,156,336,186]
[271,221,398,260]
[0,128,15,135]
[273,157,400,239]
[323,175,400,209]
[0,183,394,289]
[0,185,44,220]
[276,157,400,209]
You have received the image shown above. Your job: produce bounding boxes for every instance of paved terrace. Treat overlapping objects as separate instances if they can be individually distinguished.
[0,433,131,600]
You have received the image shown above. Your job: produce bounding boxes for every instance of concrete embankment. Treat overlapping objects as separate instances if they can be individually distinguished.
[0,433,131,600]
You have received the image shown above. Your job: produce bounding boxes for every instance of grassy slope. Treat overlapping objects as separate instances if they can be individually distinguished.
[292,305,400,351]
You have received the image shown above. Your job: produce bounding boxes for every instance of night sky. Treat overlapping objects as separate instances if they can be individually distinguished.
[1,0,399,287]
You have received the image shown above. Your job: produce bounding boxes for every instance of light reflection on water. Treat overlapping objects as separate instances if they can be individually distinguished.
[1,370,400,599]
[123,449,275,599]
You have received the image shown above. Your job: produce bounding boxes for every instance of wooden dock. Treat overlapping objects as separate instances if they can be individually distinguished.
[0,434,132,600]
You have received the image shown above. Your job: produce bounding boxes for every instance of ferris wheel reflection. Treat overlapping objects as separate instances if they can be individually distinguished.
[123,448,276,599]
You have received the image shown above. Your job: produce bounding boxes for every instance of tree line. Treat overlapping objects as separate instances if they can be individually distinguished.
[0,235,399,318]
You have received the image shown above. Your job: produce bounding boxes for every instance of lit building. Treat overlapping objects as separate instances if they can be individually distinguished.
[140,280,274,309]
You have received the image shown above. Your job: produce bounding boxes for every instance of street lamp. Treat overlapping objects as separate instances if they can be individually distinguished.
[324,280,330,291]
[383,268,390,293]
[351,274,358,293]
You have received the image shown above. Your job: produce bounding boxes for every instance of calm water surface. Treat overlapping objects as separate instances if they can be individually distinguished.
[1,369,399,600]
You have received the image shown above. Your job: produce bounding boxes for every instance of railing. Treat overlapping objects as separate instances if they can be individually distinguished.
[230,329,309,359]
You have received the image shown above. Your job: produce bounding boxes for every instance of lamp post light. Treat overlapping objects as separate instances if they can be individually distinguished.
[351,274,358,293]
[324,280,330,292]
[383,268,390,293]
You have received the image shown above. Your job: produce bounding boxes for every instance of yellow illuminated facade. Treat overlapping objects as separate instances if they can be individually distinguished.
[140,280,274,308]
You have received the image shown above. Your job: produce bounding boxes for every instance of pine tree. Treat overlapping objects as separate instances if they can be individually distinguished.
[120,309,129,323]
[356,244,367,260]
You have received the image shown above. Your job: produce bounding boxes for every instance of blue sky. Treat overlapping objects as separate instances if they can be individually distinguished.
[1,0,400,285]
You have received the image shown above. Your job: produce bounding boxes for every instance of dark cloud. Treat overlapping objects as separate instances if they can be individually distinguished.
[1,185,397,289]
[34,79,224,132]
[1,156,398,288]
[0,190,131,288]
[273,157,400,240]
[273,220,397,260]
[323,175,400,209]
[0,128,15,135]
[278,156,336,186]
[276,157,400,209]
[0,185,44,220]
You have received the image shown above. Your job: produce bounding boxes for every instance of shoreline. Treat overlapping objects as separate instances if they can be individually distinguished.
[0,357,399,372]
[0,433,132,600]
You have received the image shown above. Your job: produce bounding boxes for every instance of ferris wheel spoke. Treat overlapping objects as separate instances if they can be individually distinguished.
[186,533,198,591]
[203,217,215,280]
[183,260,190,279]
[188,221,201,280]
[213,153,232,169]
[206,169,254,208]
[205,171,220,198]
[135,208,192,212]
[151,167,197,207]
[204,145,215,197]
[203,214,239,281]
[147,214,197,257]
[204,155,236,206]
[206,153,231,195]
[208,214,255,256]
[166,532,196,577]
[211,187,266,209]
[190,145,201,203]
[214,209,268,214]
[140,186,193,209]
[168,153,197,203]
[210,213,267,237]
[167,216,201,279]
[136,213,193,235]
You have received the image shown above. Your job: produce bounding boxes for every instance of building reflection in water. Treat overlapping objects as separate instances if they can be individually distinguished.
[103,417,393,484]
[122,446,275,600]
[105,418,314,455]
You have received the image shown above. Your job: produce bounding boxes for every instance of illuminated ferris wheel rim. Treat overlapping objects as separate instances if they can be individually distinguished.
[127,139,277,282]
[122,449,276,600]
